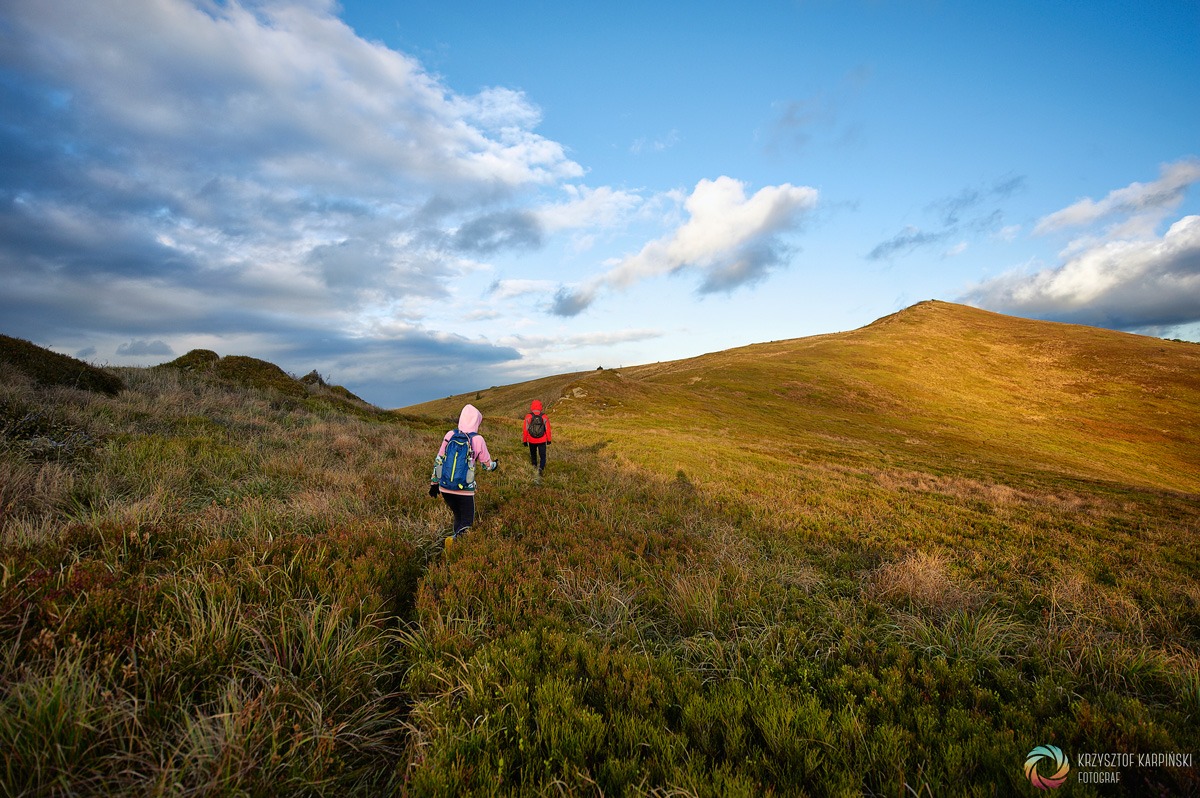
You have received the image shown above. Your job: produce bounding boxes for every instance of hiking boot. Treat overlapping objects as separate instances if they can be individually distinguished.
[445,527,470,549]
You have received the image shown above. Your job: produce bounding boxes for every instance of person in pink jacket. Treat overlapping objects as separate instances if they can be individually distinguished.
[521,399,552,480]
[428,404,497,547]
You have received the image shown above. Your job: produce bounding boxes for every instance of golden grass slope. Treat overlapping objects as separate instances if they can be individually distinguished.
[405,300,1200,496]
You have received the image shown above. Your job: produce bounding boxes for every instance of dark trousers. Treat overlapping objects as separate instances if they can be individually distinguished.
[528,442,547,472]
[441,492,475,536]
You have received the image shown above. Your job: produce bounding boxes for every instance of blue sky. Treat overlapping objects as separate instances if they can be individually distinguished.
[2,0,1197,407]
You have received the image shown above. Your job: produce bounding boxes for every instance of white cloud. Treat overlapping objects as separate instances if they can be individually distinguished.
[501,329,662,353]
[489,279,558,299]
[534,185,644,232]
[553,176,818,314]
[964,161,1200,332]
[1034,158,1200,235]
[964,214,1200,330]
[2,0,582,194]
[453,86,544,132]
[630,129,680,155]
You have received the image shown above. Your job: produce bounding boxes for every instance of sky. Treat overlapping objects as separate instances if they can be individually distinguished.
[1,0,1198,408]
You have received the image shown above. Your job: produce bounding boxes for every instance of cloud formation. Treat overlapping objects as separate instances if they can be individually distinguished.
[501,328,663,353]
[488,278,559,300]
[280,325,525,407]
[552,177,818,315]
[452,211,543,254]
[1034,159,1200,235]
[868,176,1023,261]
[0,0,587,398]
[631,129,681,155]
[964,160,1200,332]
[533,185,644,234]
[117,339,175,357]
[867,227,953,261]
[764,66,871,155]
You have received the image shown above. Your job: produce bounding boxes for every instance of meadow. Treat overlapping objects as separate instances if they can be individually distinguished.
[2,302,1198,796]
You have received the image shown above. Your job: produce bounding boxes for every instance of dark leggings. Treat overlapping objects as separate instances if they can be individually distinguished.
[441,492,475,536]
[528,442,547,471]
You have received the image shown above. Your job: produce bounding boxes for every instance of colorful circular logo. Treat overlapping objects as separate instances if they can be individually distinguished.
[1025,745,1070,789]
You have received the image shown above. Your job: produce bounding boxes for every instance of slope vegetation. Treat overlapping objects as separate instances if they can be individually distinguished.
[400,300,1200,794]
[2,304,1198,796]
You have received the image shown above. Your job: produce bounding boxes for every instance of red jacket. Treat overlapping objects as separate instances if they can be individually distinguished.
[522,400,552,444]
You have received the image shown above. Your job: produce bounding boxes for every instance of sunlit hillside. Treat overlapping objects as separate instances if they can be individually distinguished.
[2,304,1198,796]
[411,300,1200,495]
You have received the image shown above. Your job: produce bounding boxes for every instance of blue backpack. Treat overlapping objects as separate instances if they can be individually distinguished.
[437,429,478,490]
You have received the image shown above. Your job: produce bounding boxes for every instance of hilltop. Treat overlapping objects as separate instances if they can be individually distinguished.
[156,348,379,414]
[0,334,125,395]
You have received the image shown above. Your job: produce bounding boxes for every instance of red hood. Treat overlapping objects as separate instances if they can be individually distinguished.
[530,400,543,414]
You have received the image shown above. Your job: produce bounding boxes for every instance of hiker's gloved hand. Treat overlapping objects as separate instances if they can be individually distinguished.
[428,483,439,497]
[522,441,528,447]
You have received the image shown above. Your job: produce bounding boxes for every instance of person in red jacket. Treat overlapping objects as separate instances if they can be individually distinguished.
[521,399,552,480]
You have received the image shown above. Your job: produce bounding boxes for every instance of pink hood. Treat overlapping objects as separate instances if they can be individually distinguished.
[457,404,483,433]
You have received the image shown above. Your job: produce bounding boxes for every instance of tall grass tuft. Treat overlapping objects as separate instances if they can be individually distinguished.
[869,549,971,615]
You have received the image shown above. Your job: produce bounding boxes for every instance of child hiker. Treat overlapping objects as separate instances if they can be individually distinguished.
[522,399,552,481]
[429,404,497,548]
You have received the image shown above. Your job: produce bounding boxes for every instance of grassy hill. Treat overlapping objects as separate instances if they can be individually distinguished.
[2,303,1198,795]
[412,300,1200,494]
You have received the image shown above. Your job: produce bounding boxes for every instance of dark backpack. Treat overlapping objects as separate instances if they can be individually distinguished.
[438,429,478,490]
[527,413,546,439]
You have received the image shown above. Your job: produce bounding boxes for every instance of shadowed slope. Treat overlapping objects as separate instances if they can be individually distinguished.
[0,334,124,395]
[157,348,381,416]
